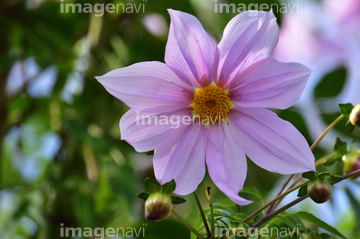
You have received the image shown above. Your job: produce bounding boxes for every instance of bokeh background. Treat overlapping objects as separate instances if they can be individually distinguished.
[1,0,360,238]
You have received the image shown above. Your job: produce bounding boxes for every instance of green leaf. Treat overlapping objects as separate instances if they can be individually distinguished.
[276,214,299,235]
[288,213,308,234]
[219,198,236,207]
[144,177,160,193]
[338,103,354,115]
[136,192,150,200]
[327,175,343,184]
[333,137,348,155]
[240,187,264,204]
[145,150,154,155]
[161,179,176,194]
[170,195,186,204]
[317,172,331,180]
[297,184,308,197]
[230,212,248,222]
[191,221,206,239]
[319,233,332,239]
[302,171,317,180]
[322,153,342,166]
[345,121,355,134]
[314,67,347,98]
[295,211,346,238]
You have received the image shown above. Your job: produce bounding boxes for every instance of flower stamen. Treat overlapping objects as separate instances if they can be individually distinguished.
[190,83,232,124]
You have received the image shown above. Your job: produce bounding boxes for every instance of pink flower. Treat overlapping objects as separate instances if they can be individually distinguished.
[97,10,315,205]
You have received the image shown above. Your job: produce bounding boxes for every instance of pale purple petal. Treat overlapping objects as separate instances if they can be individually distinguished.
[229,58,312,109]
[120,108,192,152]
[96,61,193,113]
[228,108,315,174]
[154,124,207,195]
[165,9,218,88]
[217,10,279,87]
[207,123,248,192]
[206,130,252,205]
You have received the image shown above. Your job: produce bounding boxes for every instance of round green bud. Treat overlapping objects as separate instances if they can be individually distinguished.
[350,104,360,127]
[145,192,172,221]
[307,179,332,204]
[342,150,360,179]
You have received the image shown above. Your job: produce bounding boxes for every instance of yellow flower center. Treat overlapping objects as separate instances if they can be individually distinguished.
[190,83,233,124]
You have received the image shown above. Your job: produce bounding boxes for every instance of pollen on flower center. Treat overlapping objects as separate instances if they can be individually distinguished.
[190,83,233,124]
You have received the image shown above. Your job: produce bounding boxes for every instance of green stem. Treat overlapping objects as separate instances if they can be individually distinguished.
[310,114,345,151]
[265,174,294,215]
[270,152,337,212]
[253,168,360,227]
[194,191,212,238]
[241,180,308,224]
[290,152,337,187]
[209,198,215,239]
[172,208,205,239]
[265,114,344,215]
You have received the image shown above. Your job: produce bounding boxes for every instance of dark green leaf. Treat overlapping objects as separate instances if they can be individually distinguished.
[327,175,343,184]
[295,212,346,238]
[333,138,348,155]
[240,187,263,204]
[302,171,317,180]
[145,150,155,155]
[297,184,308,197]
[230,212,248,222]
[136,192,150,200]
[170,195,186,204]
[144,177,160,193]
[314,67,347,98]
[345,121,355,134]
[319,233,332,239]
[317,172,331,180]
[161,179,176,194]
[276,214,299,234]
[338,103,354,115]
[219,198,236,207]
[322,153,342,166]
[288,213,308,233]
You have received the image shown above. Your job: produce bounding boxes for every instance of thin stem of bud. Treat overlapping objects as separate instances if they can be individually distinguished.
[171,208,205,239]
[208,192,215,237]
[194,191,212,238]
[265,174,294,215]
[241,180,308,224]
[266,114,344,215]
[270,152,336,212]
[310,114,345,151]
[253,168,360,227]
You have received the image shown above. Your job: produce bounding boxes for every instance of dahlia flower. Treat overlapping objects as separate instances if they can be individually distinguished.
[97,10,315,205]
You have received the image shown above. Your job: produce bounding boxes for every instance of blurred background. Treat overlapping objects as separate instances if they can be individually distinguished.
[1,0,360,238]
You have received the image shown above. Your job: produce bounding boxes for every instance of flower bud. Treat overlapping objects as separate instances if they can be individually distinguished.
[350,104,360,127]
[307,179,332,204]
[342,150,360,179]
[145,192,172,221]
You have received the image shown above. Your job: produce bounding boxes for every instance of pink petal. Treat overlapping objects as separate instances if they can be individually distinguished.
[206,129,252,205]
[217,10,279,87]
[120,108,192,152]
[154,124,207,195]
[229,58,312,109]
[228,108,315,174]
[96,61,193,113]
[165,9,218,88]
[207,123,248,192]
